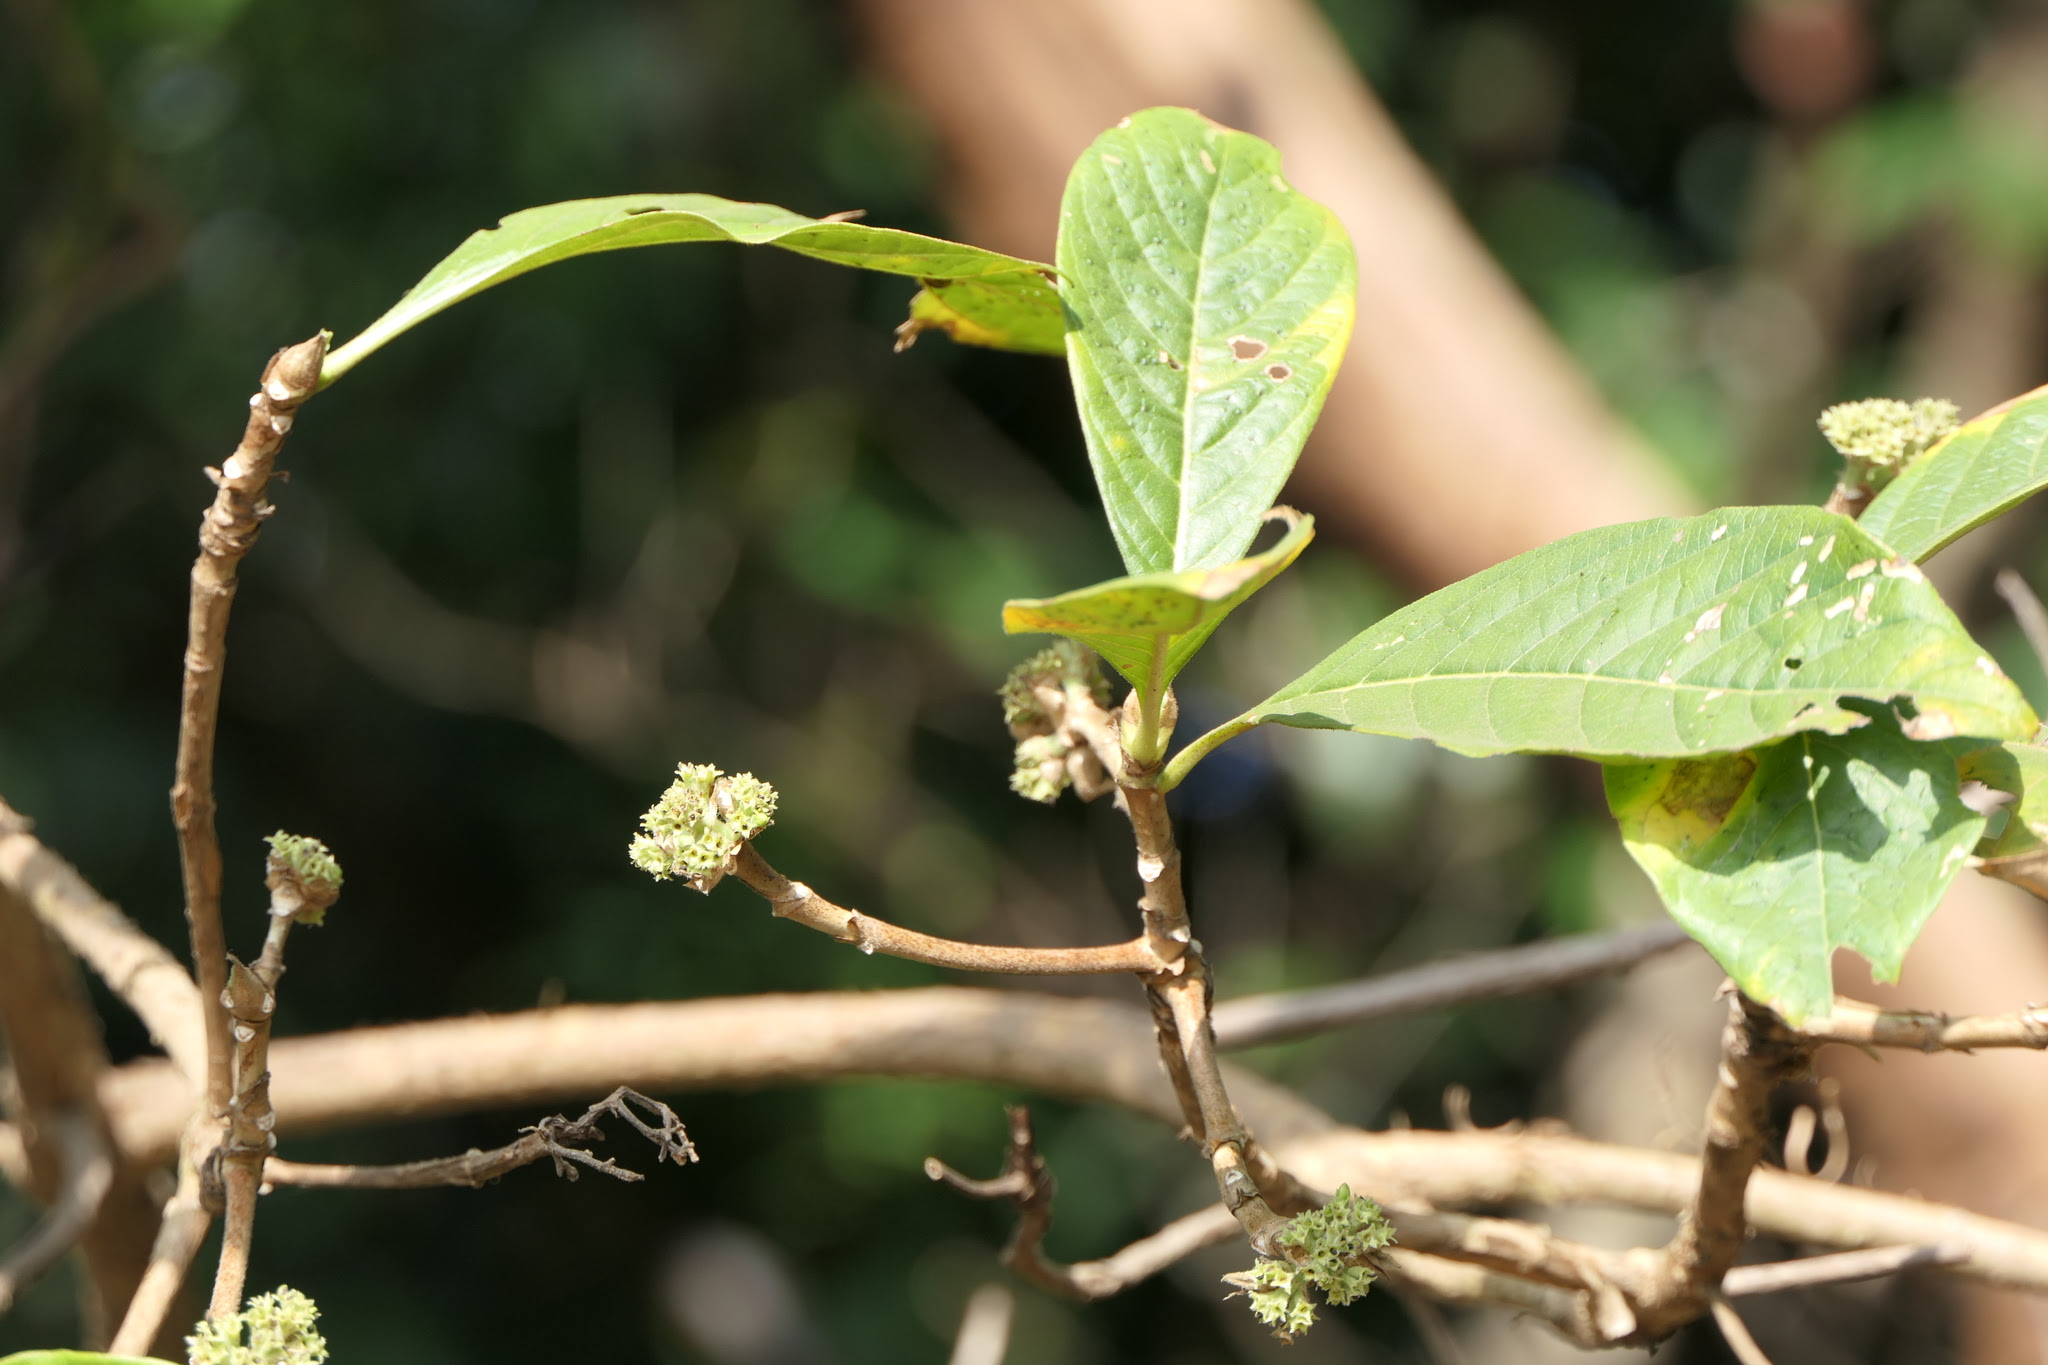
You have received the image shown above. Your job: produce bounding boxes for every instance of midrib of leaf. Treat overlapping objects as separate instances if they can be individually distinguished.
[1175,136,1223,572]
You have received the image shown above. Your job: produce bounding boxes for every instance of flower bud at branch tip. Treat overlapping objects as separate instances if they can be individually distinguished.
[264,832,343,924]
[629,762,779,893]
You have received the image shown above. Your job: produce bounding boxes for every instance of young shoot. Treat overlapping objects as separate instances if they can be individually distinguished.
[629,763,779,892]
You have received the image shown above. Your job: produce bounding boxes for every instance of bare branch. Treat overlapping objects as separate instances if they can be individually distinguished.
[1375,1249,1599,1346]
[946,1284,1015,1365]
[0,797,205,1085]
[1722,1244,1966,1297]
[728,843,1158,975]
[927,1106,1240,1301]
[80,990,2048,1296]
[1801,997,2048,1051]
[1994,568,2048,684]
[107,1133,209,1357]
[265,1088,696,1190]
[0,1113,112,1315]
[170,333,326,1120]
[1709,1295,1779,1365]
[1212,920,1695,1049]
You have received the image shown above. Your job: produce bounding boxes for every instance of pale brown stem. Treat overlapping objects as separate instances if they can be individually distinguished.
[729,842,1157,974]
[1994,568,2048,685]
[925,1107,1241,1300]
[1212,920,1695,1049]
[1721,1244,1965,1297]
[171,333,326,1120]
[1120,785,1189,967]
[107,1134,209,1356]
[1376,1249,1600,1345]
[1158,969,1289,1254]
[0,796,205,1085]
[264,1087,694,1190]
[0,1114,112,1315]
[1800,998,2048,1051]
[0,866,161,1336]
[1709,1295,1779,1365]
[945,1284,1014,1365]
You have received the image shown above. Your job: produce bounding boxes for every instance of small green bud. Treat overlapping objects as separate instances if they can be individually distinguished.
[264,833,342,925]
[188,1285,328,1365]
[1010,734,1072,804]
[1818,397,1959,491]
[999,641,1108,732]
[1225,1185,1395,1339]
[630,762,778,893]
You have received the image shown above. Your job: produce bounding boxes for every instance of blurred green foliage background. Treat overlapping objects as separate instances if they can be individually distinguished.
[2,0,2045,1361]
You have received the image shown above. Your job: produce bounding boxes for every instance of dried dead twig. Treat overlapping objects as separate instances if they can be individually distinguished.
[946,1284,1015,1365]
[926,1107,1242,1301]
[0,1114,112,1316]
[107,1133,209,1356]
[170,333,326,1124]
[1709,1295,1779,1365]
[265,1088,696,1190]
[1212,920,1695,1050]
[1722,1244,1966,1296]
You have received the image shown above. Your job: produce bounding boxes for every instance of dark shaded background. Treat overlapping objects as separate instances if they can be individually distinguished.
[3,0,2046,1361]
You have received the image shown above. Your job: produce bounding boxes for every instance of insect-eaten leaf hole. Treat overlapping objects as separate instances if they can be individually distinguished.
[1784,657,1804,671]
[1230,335,1268,361]
[1266,363,1293,382]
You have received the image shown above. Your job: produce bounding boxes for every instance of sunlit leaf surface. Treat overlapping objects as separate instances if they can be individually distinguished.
[1607,714,1984,1022]
[321,195,1061,384]
[1003,510,1313,687]
[1238,507,2035,760]
[1860,383,2048,562]
[1058,108,1354,575]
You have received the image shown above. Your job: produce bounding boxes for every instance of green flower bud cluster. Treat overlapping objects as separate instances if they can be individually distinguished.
[1818,397,1960,491]
[629,762,778,892]
[264,832,343,925]
[1226,1184,1394,1339]
[187,1286,328,1365]
[1000,642,1110,805]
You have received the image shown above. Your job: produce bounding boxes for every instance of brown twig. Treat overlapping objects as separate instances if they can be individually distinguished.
[107,1131,209,1356]
[170,333,327,1122]
[1993,568,2048,685]
[1211,920,1695,1049]
[1709,1295,1779,1365]
[728,842,1158,974]
[0,869,162,1337]
[1721,1243,1966,1297]
[926,1106,1242,1300]
[0,1113,113,1316]
[1800,998,2048,1051]
[946,1284,1015,1365]
[264,1088,695,1190]
[0,796,205,1086]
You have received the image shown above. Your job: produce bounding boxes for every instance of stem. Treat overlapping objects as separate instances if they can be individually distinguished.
[1124,636,1172,769]
[1156,718,1253,793]
[171,334,325,1120]
[729,842,1159,974]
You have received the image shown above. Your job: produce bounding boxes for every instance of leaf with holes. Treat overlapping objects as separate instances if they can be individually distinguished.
[1959,740,2048,900]
[1003,510,1313,687]
[319,195,1061,385]
[1607,712,1984,1023]
[1059,108,1355,575]
[1860,383,2048,562]
[1229,507,2035,761]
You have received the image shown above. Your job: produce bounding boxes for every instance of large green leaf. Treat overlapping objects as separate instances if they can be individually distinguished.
[1002,510,1312,688]
[1607,713,1984,1023]
[1232,507,2035,761]
[1859,382,2048,562]
[320,195,1062,385]
[1058,108,1355,575]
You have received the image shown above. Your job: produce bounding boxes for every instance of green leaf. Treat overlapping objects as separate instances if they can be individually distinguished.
[1859,383,2048,562]
[320,195,1061,385]
[1606,712,1984,1023]
[1234,507,2036,761]
[1959,740,2048,857]
[1002,509,1313,687]
[1058,108,1355,575]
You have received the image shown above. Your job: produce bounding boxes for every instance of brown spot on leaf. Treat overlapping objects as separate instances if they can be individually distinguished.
[1266,363,1292,382]
[1659,753,1758,829]
[1230,336,1268,361]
